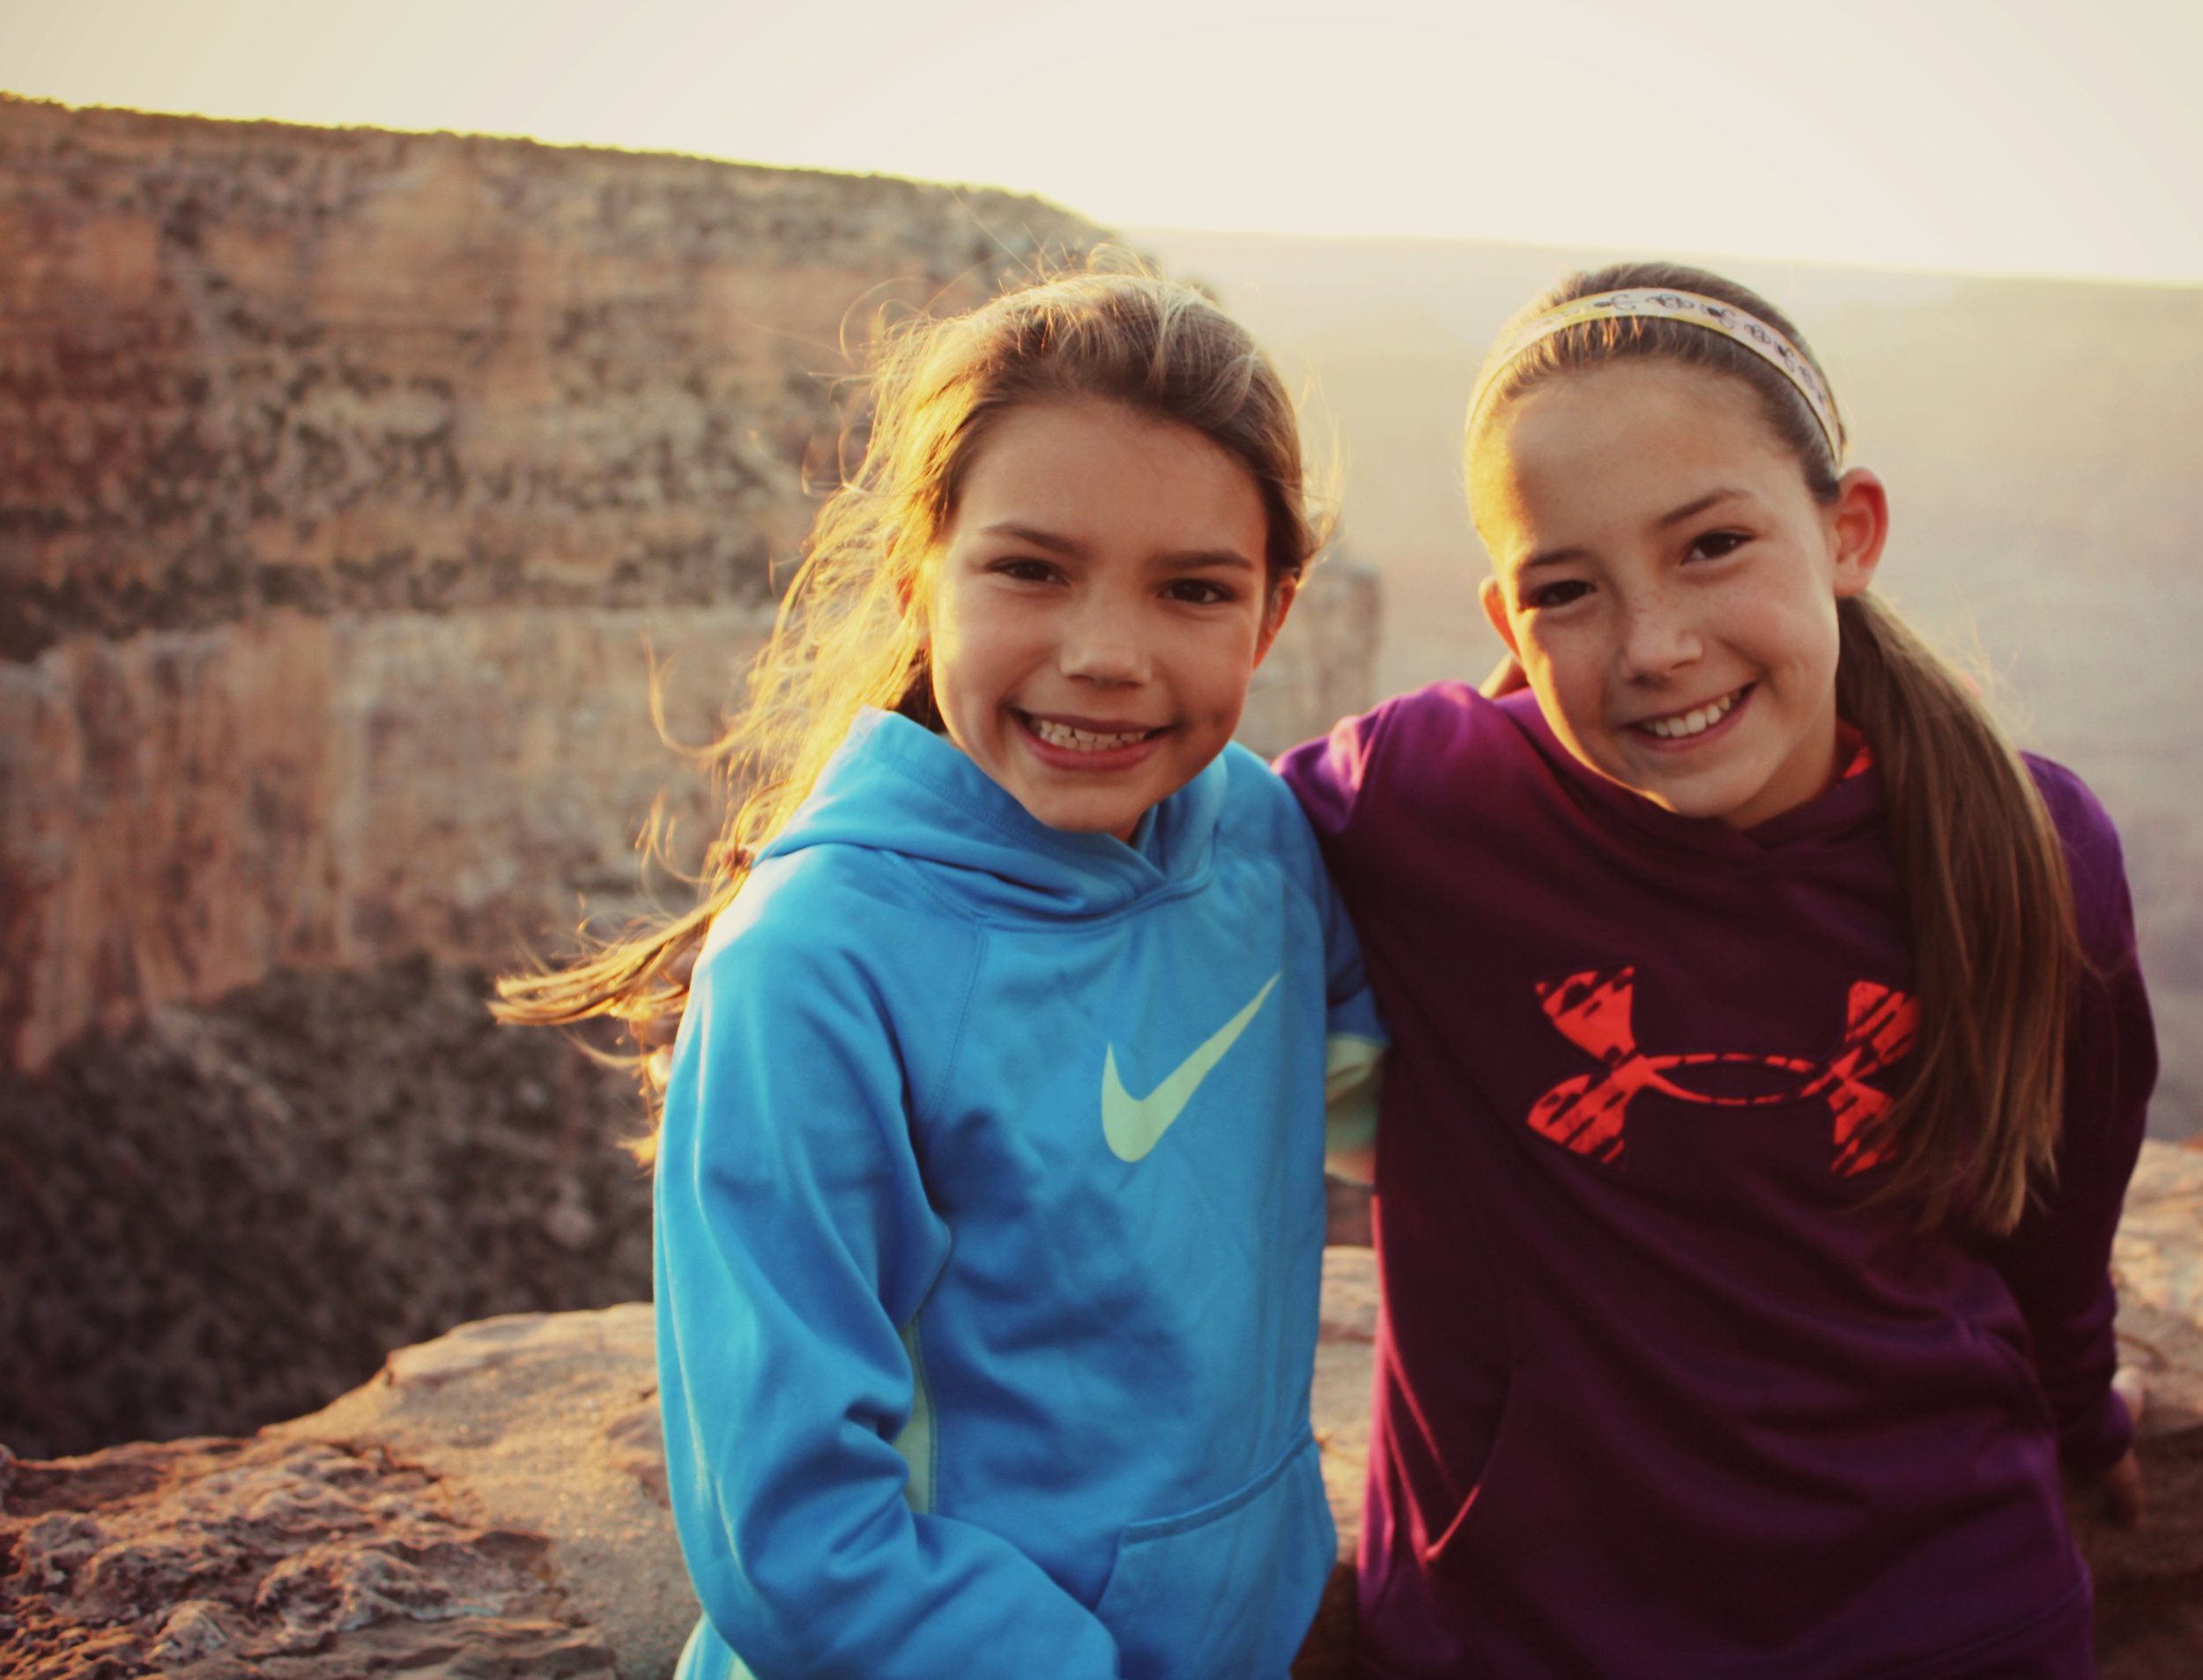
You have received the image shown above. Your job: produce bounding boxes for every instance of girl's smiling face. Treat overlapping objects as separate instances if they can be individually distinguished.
[1472,360,1888,831]
[923,399,1290,841]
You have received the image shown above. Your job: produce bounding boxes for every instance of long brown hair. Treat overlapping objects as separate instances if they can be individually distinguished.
[1467,261,2081,1234]
[494,260,1324,1150]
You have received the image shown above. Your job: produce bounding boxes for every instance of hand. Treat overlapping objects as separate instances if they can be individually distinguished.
[2098,1447,2146,1530]
[1479,652,1527,699]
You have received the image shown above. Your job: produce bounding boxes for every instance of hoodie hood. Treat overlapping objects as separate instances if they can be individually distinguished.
[758,708,1230,920]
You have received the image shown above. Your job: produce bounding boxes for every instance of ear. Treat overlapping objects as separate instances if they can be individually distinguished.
[1479,574,1521,659]
[1828,468,1889,599]
[1252,573,1300,669]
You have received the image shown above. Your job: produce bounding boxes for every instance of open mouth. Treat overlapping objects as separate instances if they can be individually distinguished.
[1019,713,1166,755]
[1637,685,1748,741]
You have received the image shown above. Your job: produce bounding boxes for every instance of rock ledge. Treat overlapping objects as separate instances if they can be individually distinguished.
[8,1143,2203,1677]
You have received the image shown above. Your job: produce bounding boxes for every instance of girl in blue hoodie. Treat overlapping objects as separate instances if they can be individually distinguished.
[501,269,1383,1680]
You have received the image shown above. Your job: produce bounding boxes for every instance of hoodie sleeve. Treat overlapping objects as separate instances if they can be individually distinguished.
[655,895,1124,1679]
[1275,707,1383,864]
[1977,760,2157,1474]
[1317,862,1386,1162]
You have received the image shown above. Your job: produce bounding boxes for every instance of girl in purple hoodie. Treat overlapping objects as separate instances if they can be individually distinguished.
[1279,263,2155,1679]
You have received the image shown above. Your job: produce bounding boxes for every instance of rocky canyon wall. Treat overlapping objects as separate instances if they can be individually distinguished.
[0,94,1099,1071]
[0,96,1382,1454]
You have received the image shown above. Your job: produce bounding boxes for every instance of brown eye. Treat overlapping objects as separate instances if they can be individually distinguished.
[1688,529,1749,562]
[1524,579,1591,610]
[1165,578,1236,605]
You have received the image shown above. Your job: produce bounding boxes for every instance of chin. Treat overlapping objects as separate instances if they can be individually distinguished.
[1020,790,1145,839]
[1617,759,1769,825]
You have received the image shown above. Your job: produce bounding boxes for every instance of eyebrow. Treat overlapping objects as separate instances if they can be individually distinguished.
[1156,549,1257,573]
[981,521,1082,556]
[1654,488,1750,529]
[1516,488,1752,572]
[979,522,1257,572]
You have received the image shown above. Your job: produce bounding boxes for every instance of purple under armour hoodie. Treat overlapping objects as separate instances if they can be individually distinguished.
[1277,685,2155,1680]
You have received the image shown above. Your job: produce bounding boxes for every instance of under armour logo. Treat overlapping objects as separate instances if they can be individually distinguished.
[1527,967,1917,1174]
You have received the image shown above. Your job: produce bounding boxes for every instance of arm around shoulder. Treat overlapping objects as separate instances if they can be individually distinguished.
[1273,705,1391,855]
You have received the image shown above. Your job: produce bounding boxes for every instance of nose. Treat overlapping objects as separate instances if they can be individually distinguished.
[1059,592,1150,686]
[1616,587,1702,681]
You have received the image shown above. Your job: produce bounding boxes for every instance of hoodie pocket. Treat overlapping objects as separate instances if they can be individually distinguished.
[1420,1371,1520,1570]
[1094,1433,1335,1680]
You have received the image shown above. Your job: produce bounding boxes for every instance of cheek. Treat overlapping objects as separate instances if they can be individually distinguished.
[929,580,1024,674]
[1517,623,1606,716]
[923,587,999,717]
[1754,588,1843,684]
[1191,611,1269,712]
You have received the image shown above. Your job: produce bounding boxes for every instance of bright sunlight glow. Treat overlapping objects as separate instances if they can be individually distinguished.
[4,0,2199,282]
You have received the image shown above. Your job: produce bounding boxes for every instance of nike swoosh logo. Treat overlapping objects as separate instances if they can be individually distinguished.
[1102,974,1280,1163]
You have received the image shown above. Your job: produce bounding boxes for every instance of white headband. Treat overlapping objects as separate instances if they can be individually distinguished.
[1468,288,1845,463]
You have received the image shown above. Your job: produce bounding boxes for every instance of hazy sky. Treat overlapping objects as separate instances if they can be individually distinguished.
[6,0,2199,282]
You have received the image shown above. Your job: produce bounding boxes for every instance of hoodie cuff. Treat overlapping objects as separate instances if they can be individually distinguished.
[2058,1384,2135,1477]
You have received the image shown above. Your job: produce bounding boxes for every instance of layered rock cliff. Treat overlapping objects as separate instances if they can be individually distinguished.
[0,93,1104,1070]
[0,97,1380,1456]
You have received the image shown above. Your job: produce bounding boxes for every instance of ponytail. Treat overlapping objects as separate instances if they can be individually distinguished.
[1836,592,2081,1232]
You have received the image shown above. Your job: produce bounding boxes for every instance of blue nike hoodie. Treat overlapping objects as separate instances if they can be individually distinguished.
[656,709,1383,1680]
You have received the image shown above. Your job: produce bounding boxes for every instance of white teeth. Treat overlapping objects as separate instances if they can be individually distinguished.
[1643,690,1740,739]
[1029,717,1153,752]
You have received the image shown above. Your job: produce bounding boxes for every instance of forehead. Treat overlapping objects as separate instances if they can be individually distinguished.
[1471,363,1792,557]
[952,400,1265,551]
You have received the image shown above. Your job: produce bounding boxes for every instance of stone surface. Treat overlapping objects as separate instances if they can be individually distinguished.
[0,1434,614,1678]
[0,1272,1373,1678]
[0,958,653,1460]
[0,95,1384,1081]
[9,1220,2203,1679]
[0,97,1087,655]
[0,93,1104,1074]
[0,596,778,1069]
[0,1306,669,1676]
[2114,1137,2203,1430]
[264,1305,688,1680]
